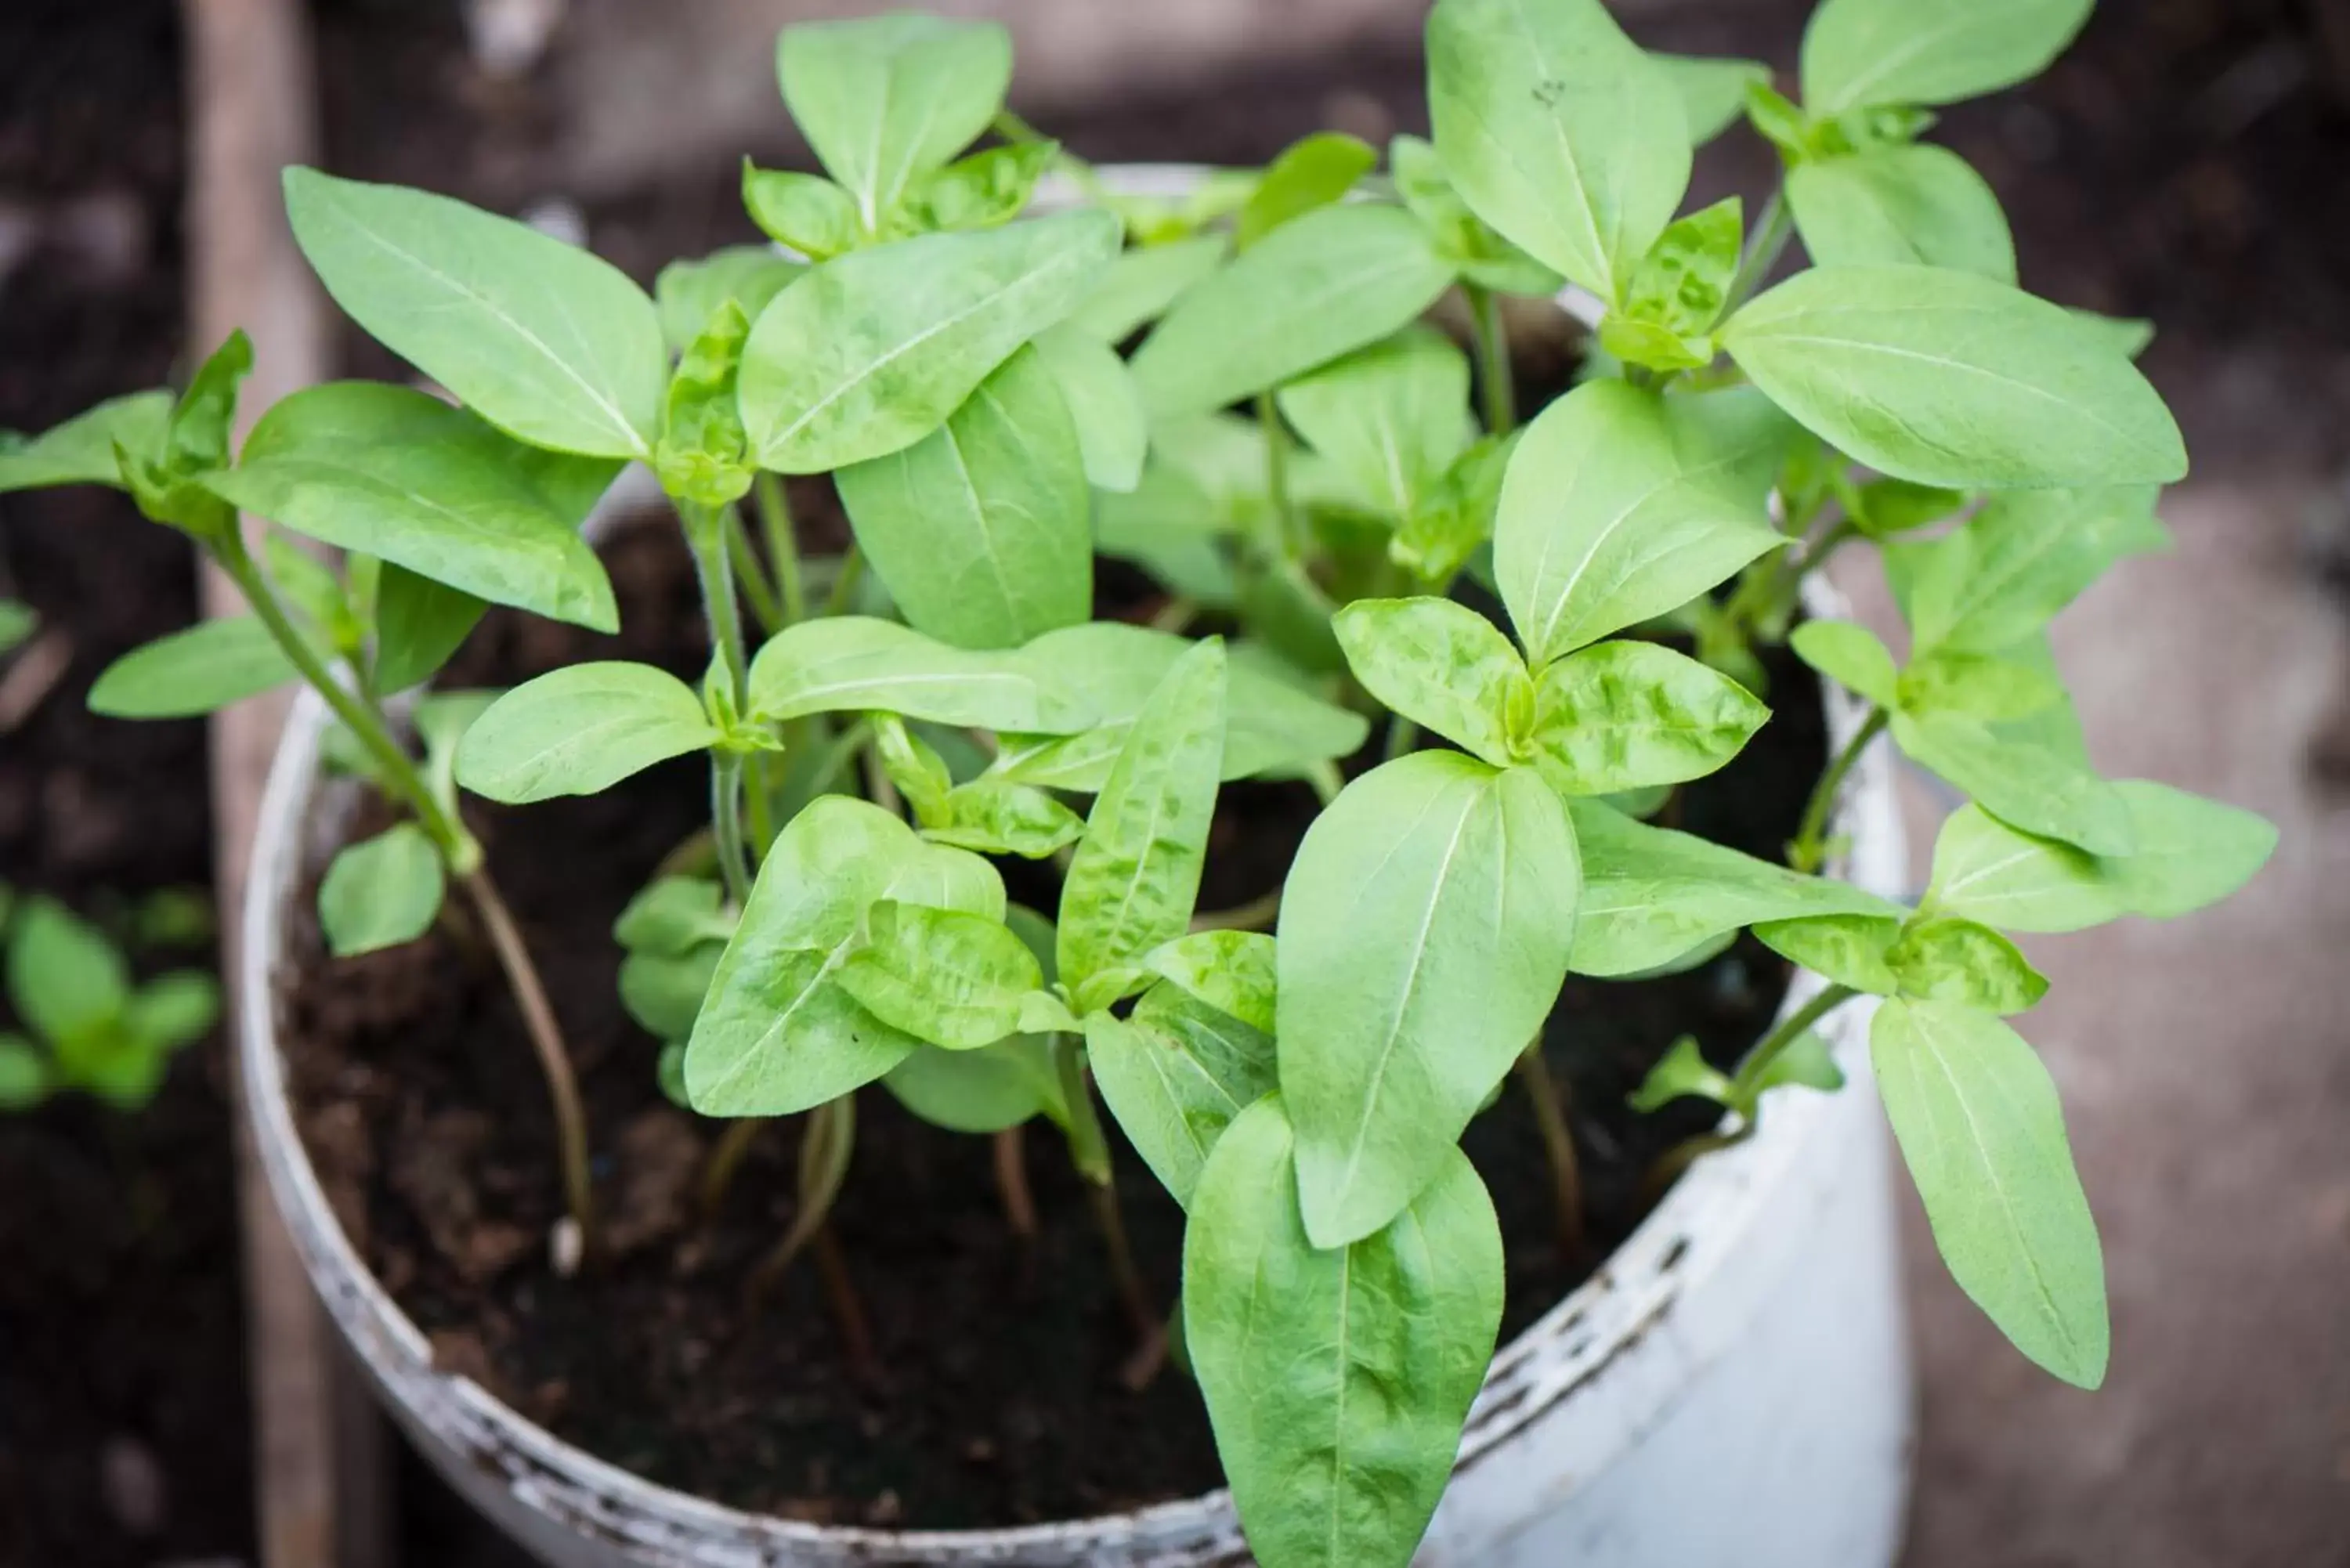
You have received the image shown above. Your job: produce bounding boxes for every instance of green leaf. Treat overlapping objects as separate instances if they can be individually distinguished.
[1066,236,1227,344]
[1789,144,2016,281]
[88,618,297,719]
[1031,323,1147,493]
[833,343,1090,649]
[207,382,620,631]
[1803,0,2095,114]
[373,566,486,695]
[0,1036,51,1109]
[747,616,1088,732]
[1185,1096,1503,1568]
[1141,930,1277,1036]
[654,301,756,508]
[1393,432,1515,585]
[0,601,34,658]
[1656,53,1773,146]
[1618,197,1744,338]
[1886,915,2048,1013]
[1496,381,1789,663]
[1852,477,1968,537]
[455,662,718,804]
[741,165,864,260]
[902,140,1060,236]
[621,948,723,1042]
[739,211,1121,474]
[685,796,1003,1116]
[1871,998,2107,1387]
[1898,651,2065,722]
[1234,132,1379,251]
[776,14,1011,233]
[1567,798,1902,976]
[839,900,1043,1050]
[653,247,803,356]
[1891,709,2132,856]
[1129,204,1454,421]
[0,391,169,492]
[2070,309,2154,361]
[1276,327,1473,522]
[1280,753,1578,1246]
[1057,639,1226,990]
[1755,913,1903,995]
[1386,135,1562,298]
[316,823,446,957]
[1906,486,2166,654]
[613,876,734,956]
[1426,0,1690,302]
[997,623,1368,789]
[884,1036,1065,1133]
[922,780,1086,859]
[1332,596,1530,769]
[1790,618,1899,708]
[1721,266,2186,490]
[7,898,128,1044]
[157,331,253,486]
[1627,1034,1734,1112]
[1757,1028,1848,1098]
[1526,638,1770,796]
[283,168,666,458]
[1086,985,1278,1207]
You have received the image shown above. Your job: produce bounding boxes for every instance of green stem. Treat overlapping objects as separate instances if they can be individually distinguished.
[822,547,867,618]
[1514,1039,1585,1259]
[743,751,778,861]
[682,503,750,706]
[1054,1033,1112,1187]
[712,750,752,906]
[1256,392,1302,557]
[1384,716,1422,764]
[1790,706,1886,871]
[725,508,781,637]
[756,471,805,626]
[1725,186,1795,318]
[1465,281,1517,435]
[1728,984,1858,1106]
[1053,1034,1164,1377]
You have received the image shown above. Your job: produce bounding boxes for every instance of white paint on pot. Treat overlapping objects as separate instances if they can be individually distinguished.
[237,168,1913,1568]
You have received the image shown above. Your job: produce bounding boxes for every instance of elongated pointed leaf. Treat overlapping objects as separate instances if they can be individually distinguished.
[1280,753,1578,1246]
[1886,915,2048,1013]
[1657,53,1771,146]
[653,247,804,356]
[1130,204,1453,421]
[685,797,1003,1117]
[1332,595,1529,768]
[206,383,620,631]
[1528,638,1770,796]
[1893,709,2132,856]
[1276,327,1473,522]
[88,618,297,719]
[777,15,1011,233]
[1496,381,1789,663]
[317,823,446,957]
[373,565,486,695]
[1141,929,1278,1036]
[1789,145,2016,282]
[1754,913,1903,995]
[0,392,169,492]
[1186,1096,1502,1568]
[740,212,1122,473]
[1907,486,2166,654]
[838,900,1043,1050]
[1426,0,1690,302]
[1032,323,1147,492]
[1235,132,1379,252]
[1067,235,1227,344]
[283,168,665,458]
[1803,0,2094,114]
[455,662,716,804]
[8,898,128,1044]
[1087,984,1277,1207]
[1057,639,1227,988]
[1873,998,2107,1386]
[834,344,1090,649]
[747,616,1089,732]
[1791,619,1900,708]
[1722,266,2186,490]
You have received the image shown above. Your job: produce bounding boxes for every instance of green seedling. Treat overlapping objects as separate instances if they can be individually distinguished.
[0,892,218,1111]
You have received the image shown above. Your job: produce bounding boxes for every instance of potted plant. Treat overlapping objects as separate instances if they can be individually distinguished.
[1,0,2276,1563]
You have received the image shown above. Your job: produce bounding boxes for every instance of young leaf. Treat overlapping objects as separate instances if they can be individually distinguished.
[884,1036,1065,1134]
[1275,327,1473,522]
[747,616,1088,732]
[614,876,735,957]
[739,211,1121,473]
[1056,639,1226,991]
[1788,144,2016,281]
[1628,1033,1734,1113]
[1617,197,1744,338]
[833,343,1091,649]
[1386,135,1562,297]
[653,247,803,356]
[1280,753,1578,1246]
[1394,432,1515,586]
[0,392,170,492]
[1233,132,1379,251]
[316,823,446,957]
[1066,235,1227,344]
[1790,619,1900,709]
[1871,998,2107,1387]
[1185,1096,1503,1568]
[1129,204,1454,421]
[1086,985,1277,1208]
[455,662,718,804]
[1331,596,1530,769]
[741,165,864,260]
[1030,323,1148,493]
[901,140,1060,236]
[372,565,486,695]
[923,781,1086,859]
[0,1036,51,1109]
[1656,53,1773,146]
[838,900,1043,1050]
[1886,916,2048,1013]
[0,602,34,658]
[621,948,724,1042]
[1721,266,2187,490]
[206,382,620,631]
[88,618,297,719]
[282,168,666,458]
[1526,638,1770,796]
[1853,477,1968,537]
[1567,798,1901,976]
[1496,381,1789,664]
[8,898,128,1045]
[1802,0,2095,115]
[685,797,1003,1117]
[1426,0,1690,302]
[776,15,1012,233]
[654,300,756,508]
[1891,709,2132,856]
[1898,652,2065,723]
[1141,929,1278,1036]
[1907,486,2166,654]
[1754,913,1903,995]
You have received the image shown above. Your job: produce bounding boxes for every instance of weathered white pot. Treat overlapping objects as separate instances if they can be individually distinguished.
[238,164,1914,1567]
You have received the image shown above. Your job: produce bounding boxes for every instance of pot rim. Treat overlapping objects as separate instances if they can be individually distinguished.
[236,164,1909,1561]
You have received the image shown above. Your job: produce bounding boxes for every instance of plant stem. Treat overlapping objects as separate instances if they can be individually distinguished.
[755,471,805,626]
[1790,706,1887,871]
[699,1117,765,1223]
[743,751,778,861]
[711,750,753,906]
[1256,392,1303,557]
[1384,715,1422,763]
[747,1097,855,1306]
[1646,984,1860,1197]
[1188,884,1283,934]
[821,547,866,618]
[682,503,750,706]
[992,1125,1038,1245]
[1514,1039,1585,1260]
[1054,1035,1164,1375]
[1465,281,1517,435]
[725,509,781,637]
[1724,185,1795,317]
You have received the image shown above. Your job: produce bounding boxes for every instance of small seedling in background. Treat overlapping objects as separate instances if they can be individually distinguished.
[0,888,218,1111]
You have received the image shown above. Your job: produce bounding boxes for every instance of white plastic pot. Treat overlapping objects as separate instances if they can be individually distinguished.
[237,166,1914,1567]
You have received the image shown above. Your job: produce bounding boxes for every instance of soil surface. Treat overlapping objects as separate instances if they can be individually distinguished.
[279,511,1824,1529]
[0,2,256,1564]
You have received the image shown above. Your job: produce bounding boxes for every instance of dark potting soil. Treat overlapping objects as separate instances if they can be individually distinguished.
[277,510,1825,1530]
[0,2,258,1564]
